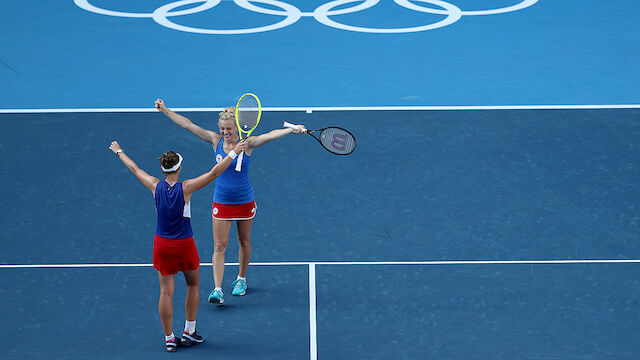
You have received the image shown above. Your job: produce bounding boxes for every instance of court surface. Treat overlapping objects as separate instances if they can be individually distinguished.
[2,108,639,359]
[2,1,640,359]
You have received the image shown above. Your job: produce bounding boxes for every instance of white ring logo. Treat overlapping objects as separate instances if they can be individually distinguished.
[74,0,539,34]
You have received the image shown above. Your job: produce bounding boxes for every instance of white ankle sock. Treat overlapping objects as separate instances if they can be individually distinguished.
[214,287,223,292]
[237,276,246,282]
[185,320,196,334]
[165,332,175,341]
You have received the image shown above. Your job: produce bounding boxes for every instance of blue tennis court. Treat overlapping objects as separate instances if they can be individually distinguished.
[1,1,640,359]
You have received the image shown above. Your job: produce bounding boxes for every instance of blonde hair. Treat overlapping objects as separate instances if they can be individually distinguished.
[219,107,236,122]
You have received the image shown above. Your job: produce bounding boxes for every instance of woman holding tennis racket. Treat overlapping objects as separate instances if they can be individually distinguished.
[155,98,306,305]
[109,139,246,351]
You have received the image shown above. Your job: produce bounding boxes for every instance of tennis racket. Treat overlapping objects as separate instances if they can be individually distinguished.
[283,121,356,155]
[234,93,262,171]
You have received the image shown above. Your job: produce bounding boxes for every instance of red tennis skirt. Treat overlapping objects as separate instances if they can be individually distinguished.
[212,200,257,220]
[153,235,200,276]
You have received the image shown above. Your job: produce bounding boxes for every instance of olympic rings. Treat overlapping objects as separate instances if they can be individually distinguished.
[313,0,462,33]
[73,0,539,34]
[152,0,302,34]
[74,0,220,18]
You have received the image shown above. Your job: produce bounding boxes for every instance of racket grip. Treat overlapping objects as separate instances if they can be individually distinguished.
[283,121,300,130]
[235,151,243,171]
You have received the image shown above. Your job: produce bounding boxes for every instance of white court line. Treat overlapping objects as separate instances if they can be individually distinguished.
[1,104,640,114]
[1,259,640,268]
[308,263,318,360]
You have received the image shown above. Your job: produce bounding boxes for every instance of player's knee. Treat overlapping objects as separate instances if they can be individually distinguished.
[213,242,228,252]
[238,236,251,247]
[160,288,174,297]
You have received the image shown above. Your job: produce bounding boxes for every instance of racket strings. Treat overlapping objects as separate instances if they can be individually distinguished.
[318,128,356,155]
[237,96,260,132]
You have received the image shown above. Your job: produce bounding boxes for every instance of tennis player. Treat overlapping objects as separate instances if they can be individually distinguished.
[155,99,306,305]
[109,139,247,352]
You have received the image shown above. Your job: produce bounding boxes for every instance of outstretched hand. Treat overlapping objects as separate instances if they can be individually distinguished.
[109,141,122,154]
[293,124,307,134]
[155,99,167,112]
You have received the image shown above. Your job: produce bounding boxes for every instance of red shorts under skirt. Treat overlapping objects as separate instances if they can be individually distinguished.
[212,200,257,220]
[153,235,200,276]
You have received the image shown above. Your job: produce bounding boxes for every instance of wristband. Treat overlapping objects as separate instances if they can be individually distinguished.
[229,150,237,160]
[116,149,123,157]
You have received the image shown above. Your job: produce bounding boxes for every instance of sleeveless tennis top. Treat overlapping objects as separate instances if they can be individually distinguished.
[155,180,193,239]
[213,139,254,204]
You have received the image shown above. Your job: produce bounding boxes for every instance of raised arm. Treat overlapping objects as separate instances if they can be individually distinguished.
[247,124,307,149]
[182,140,248,197]
[109,141,160,193]
[155,99,221,145]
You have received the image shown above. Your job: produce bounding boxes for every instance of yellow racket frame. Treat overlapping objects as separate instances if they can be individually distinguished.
[235,93,262,140]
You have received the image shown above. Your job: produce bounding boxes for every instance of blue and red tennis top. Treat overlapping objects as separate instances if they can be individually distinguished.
[154,180,193,239]
[213,139,255,204]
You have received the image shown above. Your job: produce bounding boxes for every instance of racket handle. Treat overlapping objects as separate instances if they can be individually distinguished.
[235,151,243,171]
[283,121,300,130]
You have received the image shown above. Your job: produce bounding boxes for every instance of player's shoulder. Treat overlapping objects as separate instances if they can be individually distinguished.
[210,132,222,146]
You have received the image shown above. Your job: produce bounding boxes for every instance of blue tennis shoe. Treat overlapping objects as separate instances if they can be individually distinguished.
[208,288,224,305]
[182,330,203,346]
[165,336,181,352]
[231,278,247,296]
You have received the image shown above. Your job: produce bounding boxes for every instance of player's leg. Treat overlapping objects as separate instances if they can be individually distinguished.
[154,235,181,351]
[184,267,200,323]
[237,218,253,278]
[182,267,203,346]
[233,218,253,296]
[158,272,176,335]
[209,218,232,304]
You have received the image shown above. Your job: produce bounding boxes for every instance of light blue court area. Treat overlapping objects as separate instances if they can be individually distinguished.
[1,0,639,109]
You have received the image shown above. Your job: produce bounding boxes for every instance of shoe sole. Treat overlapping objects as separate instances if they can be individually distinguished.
[181,337,203,346]
[232,290,246,296]
[208,297,224,305]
